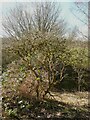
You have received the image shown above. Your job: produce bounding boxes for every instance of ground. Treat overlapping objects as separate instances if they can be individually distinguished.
[2,91,89,120]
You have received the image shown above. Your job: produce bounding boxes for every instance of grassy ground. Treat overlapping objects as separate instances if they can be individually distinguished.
[2,91,89,120]
[51,91,88,107]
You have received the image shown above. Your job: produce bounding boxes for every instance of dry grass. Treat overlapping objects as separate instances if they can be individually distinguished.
[51,91,88,107]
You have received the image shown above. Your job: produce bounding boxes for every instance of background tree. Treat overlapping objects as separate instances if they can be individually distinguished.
[3,5,32,39]
[33,2,66,37]
[70,2,88,39]
[3,2,66,40]
[69,47,88,91]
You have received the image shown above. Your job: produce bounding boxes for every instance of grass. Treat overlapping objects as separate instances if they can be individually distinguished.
[51,91,88,107]
[2,91,89,120]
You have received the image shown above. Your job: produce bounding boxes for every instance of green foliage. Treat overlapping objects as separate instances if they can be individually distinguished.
[69,47,88,69]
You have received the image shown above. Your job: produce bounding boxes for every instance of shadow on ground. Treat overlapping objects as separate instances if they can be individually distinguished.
[2,97,89,120]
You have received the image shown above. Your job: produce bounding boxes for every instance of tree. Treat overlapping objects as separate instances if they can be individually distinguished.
[3,5,32,39]
[71,2,88,39]
[69,47,88,91]
[33,2,66,37]
[2,2,66,39]
[68,26,78,42]
[10,33,69,99]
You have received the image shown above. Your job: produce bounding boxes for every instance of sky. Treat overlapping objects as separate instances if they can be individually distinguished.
[0,0,89,38]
